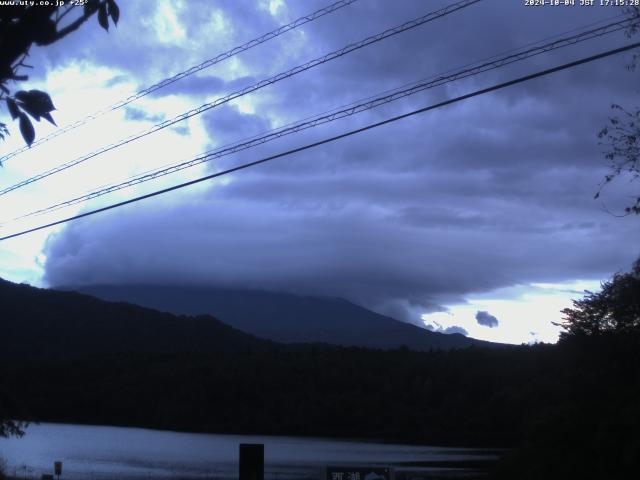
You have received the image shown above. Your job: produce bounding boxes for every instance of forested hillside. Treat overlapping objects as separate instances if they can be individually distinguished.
[75,284,497,350]
[2,276,639,479]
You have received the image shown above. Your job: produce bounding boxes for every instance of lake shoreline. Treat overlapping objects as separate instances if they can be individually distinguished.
[12,418,515,450]
[0,423,502,480]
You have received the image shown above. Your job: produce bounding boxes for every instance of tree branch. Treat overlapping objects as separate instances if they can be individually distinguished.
[42,0,108,45]
[56,4,76,25]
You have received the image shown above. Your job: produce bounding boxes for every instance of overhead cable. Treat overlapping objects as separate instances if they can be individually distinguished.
[0,0,360,164]
[13,16,634,220]
[2,41,638,242]
[0,0,482,197]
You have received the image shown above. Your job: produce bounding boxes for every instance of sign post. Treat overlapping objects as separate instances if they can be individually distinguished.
[54,461,62,480]
[325,466,393,480]
[239,443,264,480]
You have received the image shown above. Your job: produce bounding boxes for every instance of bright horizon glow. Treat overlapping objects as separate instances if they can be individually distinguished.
[422,279,603,344]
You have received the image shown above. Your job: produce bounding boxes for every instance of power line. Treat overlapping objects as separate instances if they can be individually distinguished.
[418,10,629,80]
[2,41,638,242]
[0,0,482,198]
[11,16,634,221]
[0,0,360,165]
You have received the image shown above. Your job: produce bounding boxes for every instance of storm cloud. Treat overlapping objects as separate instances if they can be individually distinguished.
[426,322,469,337]
[476,311,499,328]
[6,0,638,332]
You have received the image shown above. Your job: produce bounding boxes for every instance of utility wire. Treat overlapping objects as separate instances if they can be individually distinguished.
[0,0,360,165]
[417,10,629,81]
[12,16,634,221]
[0,0,482,197]
[2,41,638,242]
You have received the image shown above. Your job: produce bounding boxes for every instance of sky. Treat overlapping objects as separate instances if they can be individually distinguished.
[0,0,639,345]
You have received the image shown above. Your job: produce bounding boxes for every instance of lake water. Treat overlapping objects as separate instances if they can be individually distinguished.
[0,423,498,480]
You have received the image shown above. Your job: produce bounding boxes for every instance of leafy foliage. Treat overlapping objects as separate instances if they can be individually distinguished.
[624,6,640,71]
[0,409,26,439]
[0,455,7,480]
[0,1,119,149]
[557,257,640,337]
[494,332,640,480]
[595,7,640,214]
[597,104,640,214]
[0,0,120,436]
[2,278,640,477]
[4,90,57,147]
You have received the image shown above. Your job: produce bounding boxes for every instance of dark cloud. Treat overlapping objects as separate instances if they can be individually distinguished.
[202,104,271,147]
[149,74,226,98]
[426,322,469,336]
[445,326,468,336]
[34,0,640,329]
[475,311,499,328]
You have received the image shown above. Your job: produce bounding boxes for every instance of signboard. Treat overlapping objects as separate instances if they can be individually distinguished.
[239,443,264,480]
[325,466,393,480]
[54,461,62,476]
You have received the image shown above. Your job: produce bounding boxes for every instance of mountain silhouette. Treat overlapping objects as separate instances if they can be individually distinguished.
[0,278,273,361]
[74,284,499,350]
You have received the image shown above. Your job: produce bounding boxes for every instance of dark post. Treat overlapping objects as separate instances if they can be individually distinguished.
[239,443,264,480]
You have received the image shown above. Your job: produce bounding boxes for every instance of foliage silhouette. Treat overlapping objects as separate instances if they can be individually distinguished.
[0,0,120,437]
[596,7,640,214]
[557,257,640,338]
[494,331,640,480]
[2,276,640,478]
[0,0,119,151]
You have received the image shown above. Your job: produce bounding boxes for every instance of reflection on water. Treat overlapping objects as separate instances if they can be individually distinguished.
[0,423,498,479]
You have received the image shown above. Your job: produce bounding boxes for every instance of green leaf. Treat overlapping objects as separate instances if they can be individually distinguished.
[18,112,35,147]
[41,112,57,126]
[98,3,109,31]
[18,104,41,121]
[0,122,9,141]
[84,0,100,15]
[14,90,56,121]
[14,90,29,103]
[25,90,55,113]
[33,18,58,46]
[108,0,120,25]
[6,98,20,120]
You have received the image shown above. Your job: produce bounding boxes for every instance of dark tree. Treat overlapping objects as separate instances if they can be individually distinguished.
[0,0,120,438]
[596,7,640,214]
[557,257,640,338]
[0,410,25,438]
[0,0,119,150]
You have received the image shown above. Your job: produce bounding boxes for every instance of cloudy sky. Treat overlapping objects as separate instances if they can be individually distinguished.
[0,0,639,344]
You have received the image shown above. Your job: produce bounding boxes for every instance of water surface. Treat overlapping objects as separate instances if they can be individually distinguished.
[0,423,497,480]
